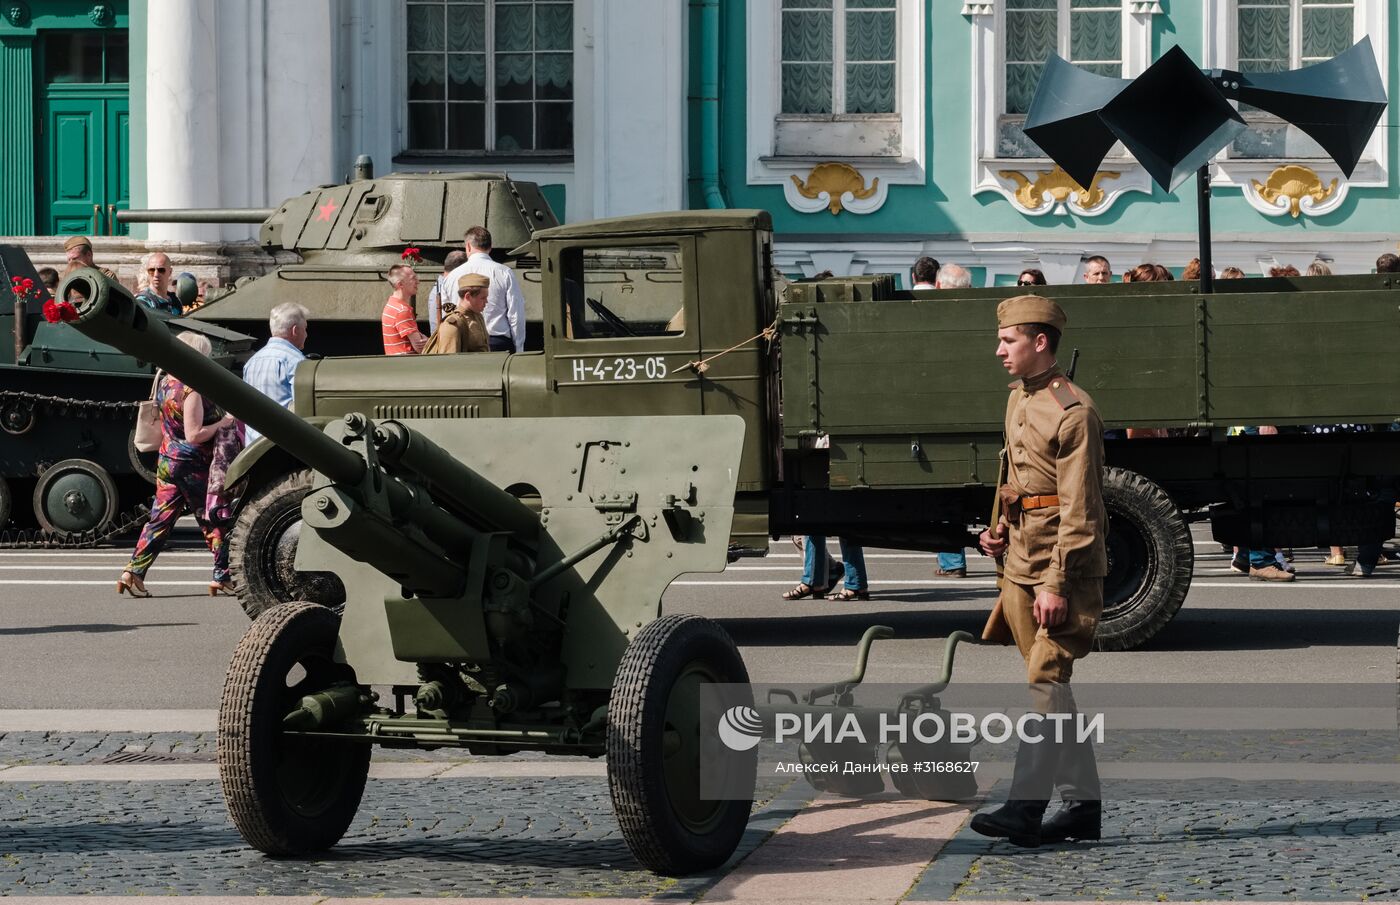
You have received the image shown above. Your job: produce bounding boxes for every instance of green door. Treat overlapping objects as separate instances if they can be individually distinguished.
[38,30,129,236]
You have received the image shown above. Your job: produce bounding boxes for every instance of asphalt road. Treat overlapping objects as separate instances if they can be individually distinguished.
[0,520,1395,709]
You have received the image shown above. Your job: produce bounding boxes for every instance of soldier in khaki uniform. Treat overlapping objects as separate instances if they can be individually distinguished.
[972,295,1107,847]
[423,273,491,355]
[61,235,119,282]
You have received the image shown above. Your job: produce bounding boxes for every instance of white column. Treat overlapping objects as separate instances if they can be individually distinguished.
[264,0,338,203]
[145,0,222,242]
[580,0,685,218]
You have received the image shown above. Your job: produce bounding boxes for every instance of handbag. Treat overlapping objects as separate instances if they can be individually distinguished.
[133,370,163,453]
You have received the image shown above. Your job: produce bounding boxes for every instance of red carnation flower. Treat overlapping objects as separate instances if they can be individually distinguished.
[57,301,79,322]
[42,299,60,323]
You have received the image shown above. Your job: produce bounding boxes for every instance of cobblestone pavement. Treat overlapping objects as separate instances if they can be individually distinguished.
[0,778,806,898]
[909,789,1400,901]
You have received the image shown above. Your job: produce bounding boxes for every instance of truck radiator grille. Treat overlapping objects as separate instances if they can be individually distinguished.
[373,403,481,419]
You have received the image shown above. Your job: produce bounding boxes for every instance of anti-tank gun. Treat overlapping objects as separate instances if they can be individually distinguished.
[58,266,755,874]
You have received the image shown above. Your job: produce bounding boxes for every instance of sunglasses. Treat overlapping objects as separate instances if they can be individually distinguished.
[1018,279,1036,286]
[147,267,169,274]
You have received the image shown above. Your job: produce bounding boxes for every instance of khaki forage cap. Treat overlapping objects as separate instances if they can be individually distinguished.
[63,235,92,251]
[457,273,490,291]
[997,294,1067,330]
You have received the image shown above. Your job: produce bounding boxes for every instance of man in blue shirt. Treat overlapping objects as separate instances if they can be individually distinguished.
[241,302,309,445]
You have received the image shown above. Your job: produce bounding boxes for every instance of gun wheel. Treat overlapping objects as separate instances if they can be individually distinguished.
[229,469,346,619]
[607,614,754,876]
[1096,466,1194,651]
[218,602,370,856]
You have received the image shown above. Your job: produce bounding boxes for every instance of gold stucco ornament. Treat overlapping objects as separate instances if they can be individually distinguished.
[997,165,1120,214]
[790,163,880,215]
[1250,164,1339,219]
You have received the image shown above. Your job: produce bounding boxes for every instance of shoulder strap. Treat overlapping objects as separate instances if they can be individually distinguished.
[1048,377,1081,410]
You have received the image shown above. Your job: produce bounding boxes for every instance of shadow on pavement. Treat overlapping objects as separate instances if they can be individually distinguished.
[0,622,197,636]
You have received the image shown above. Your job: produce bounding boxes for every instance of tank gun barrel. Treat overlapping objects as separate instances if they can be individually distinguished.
[58,268,364,486]
[116,209,276,224]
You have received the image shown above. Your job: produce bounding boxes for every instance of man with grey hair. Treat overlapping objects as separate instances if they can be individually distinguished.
[935,263,973,290]
[136,251,183,315]
[241,302,310,445]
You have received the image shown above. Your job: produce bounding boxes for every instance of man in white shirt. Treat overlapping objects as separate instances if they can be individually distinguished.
[911,255,939,289]
[445,226,526,352]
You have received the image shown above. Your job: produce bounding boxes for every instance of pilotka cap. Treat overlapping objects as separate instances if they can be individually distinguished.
[457,273,490,292]
[63,235,92,251]
[997,294,1067,331]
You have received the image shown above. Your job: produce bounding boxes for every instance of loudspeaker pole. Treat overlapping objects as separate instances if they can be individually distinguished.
[1196,165,1214,294]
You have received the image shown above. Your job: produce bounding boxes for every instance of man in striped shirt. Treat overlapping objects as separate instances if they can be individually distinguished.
[382,264,426,355]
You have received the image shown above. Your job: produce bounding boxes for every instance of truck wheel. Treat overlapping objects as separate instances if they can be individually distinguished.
[0,476,11,529]
[31,458,119,538]
[218,602,370,855]
[229,470,345,619]
[607,614,754,875]
[1095,467,1194,651]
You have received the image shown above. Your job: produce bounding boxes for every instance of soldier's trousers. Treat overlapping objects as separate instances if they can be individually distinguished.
[999,577,1103,685]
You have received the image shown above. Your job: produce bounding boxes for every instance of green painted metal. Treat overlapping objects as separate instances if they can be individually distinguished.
[62,264,745,694]
[0,37,36,234]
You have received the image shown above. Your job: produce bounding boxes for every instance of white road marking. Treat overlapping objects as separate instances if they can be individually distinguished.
[672,579,1395,589]
[0,761,609,783]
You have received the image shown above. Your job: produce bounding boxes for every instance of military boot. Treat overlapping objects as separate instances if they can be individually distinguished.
[1041,691,1103,843]
[969,737,1059,847]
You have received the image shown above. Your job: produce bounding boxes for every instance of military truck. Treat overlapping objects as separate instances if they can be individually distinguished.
[220,208,1398,649]
[0,245,253,542]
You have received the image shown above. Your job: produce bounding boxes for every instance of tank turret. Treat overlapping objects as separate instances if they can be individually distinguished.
[118,165,558,355]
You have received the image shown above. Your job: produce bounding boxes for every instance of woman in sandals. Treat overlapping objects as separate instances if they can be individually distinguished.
[117,331,238,597]
[783,536,870,601]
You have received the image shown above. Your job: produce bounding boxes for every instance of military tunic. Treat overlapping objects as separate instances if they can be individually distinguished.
[987,365,1108,684]
[423,308,489,354]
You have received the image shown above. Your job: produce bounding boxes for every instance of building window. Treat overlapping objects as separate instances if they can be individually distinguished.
[1231,0,1353,158]
[1001,0,1122,157]
[1237,0,1353,72]
[780,0,897,116]
[406,0,573,155]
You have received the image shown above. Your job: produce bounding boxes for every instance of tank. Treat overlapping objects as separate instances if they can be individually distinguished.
[0,244,255,544]
[119,160,559,356]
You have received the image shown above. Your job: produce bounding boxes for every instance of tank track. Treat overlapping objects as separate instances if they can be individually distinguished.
[0,388,152,549]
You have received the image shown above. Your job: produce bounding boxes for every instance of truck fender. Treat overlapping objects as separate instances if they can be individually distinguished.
[225,417,335,490]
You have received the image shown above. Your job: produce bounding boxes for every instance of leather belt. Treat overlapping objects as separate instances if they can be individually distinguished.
[1021,494,1060,510]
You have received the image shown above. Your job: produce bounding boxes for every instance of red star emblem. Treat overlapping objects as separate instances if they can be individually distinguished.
[316,198,339,222]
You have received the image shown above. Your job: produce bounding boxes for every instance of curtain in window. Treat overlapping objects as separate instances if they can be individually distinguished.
[1301,1,1354,62]
[1238,0,1291,71]
[1069,0,1121,74]
[781,3,833,114]
[846,6,895,112]
[1005,0,1056,115]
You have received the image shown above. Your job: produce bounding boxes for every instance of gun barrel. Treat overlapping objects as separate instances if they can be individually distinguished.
[115,208,276,224]
[58,268,364,486]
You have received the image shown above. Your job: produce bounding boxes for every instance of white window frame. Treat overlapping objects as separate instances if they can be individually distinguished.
[1203,0,1389,210]
[969,1,1156,217]
[401,0,576,157]
[747,0,924,215]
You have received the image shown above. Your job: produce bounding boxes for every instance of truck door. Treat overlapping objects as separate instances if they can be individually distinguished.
[543,237,703,417]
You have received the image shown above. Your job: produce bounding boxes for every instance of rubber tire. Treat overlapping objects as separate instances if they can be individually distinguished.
[1094,466,1194,651]
[218,602,370,856]
[229,470,345,620]
[607,614,754,876]
[127,427,158,484]
[0,475,11,529]
[31,458,119,537]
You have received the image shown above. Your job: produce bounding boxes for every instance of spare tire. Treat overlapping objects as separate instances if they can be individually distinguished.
[1095,466,1193,651]
[228,469,345,620]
